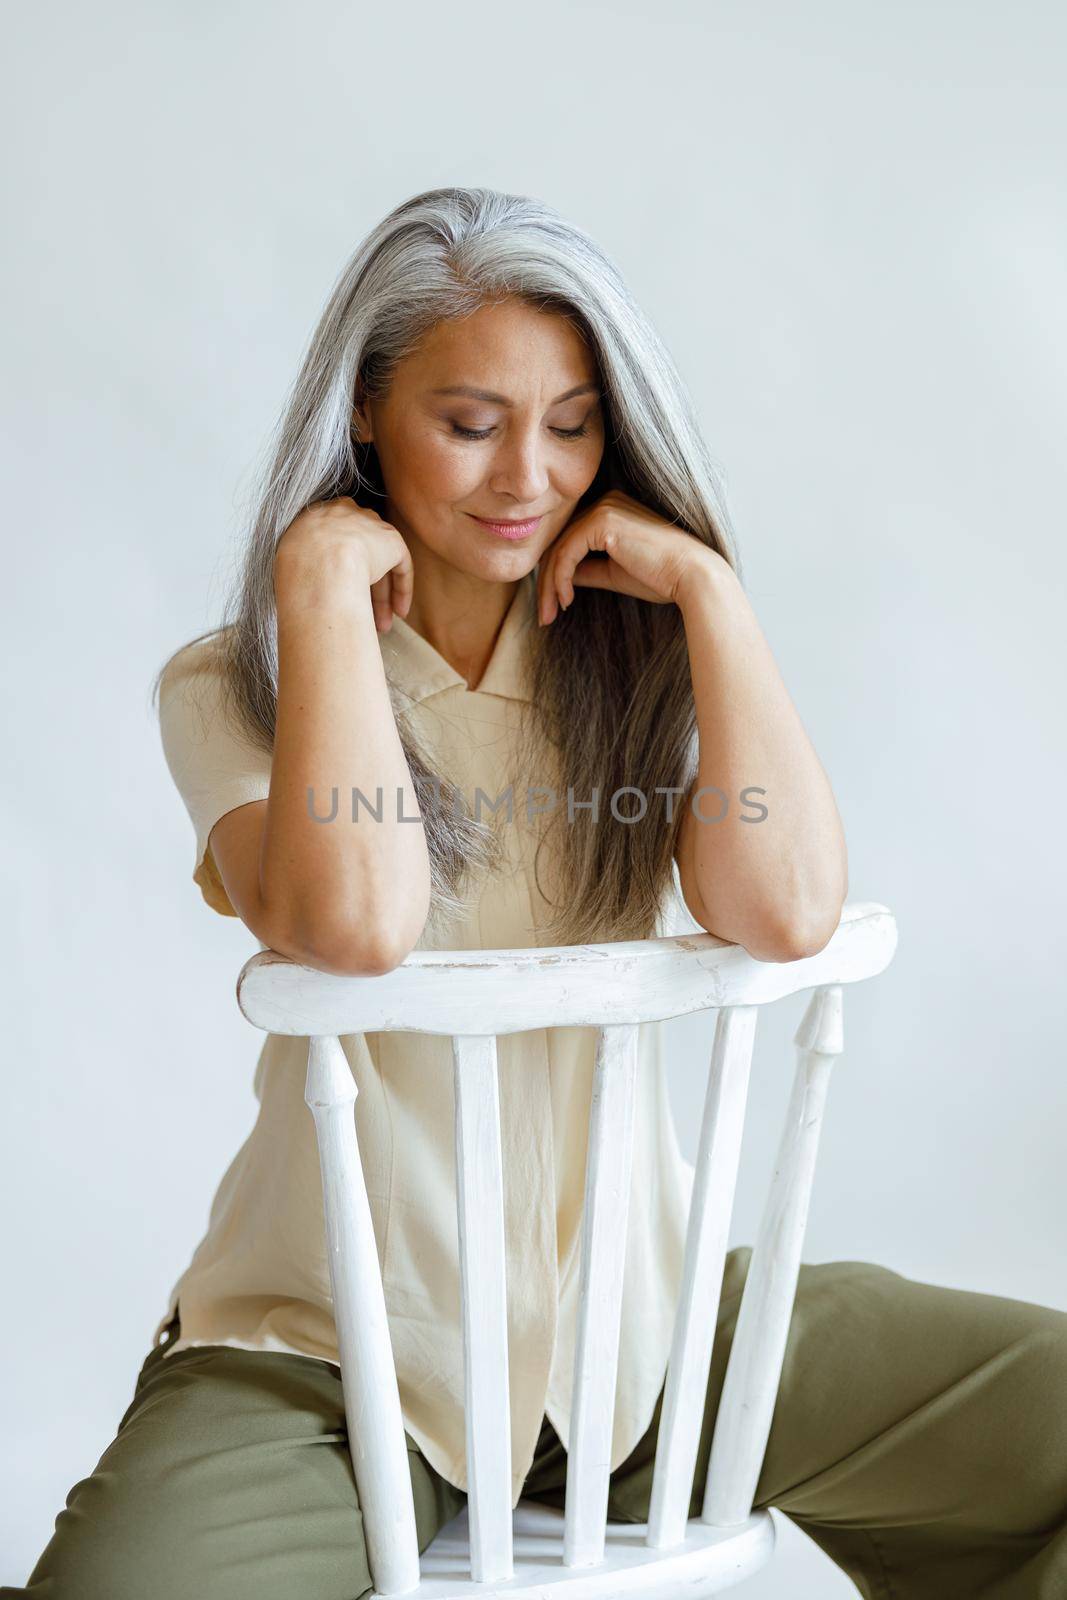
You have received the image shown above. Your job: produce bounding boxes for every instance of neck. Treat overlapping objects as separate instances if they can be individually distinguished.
[396,526,523,692]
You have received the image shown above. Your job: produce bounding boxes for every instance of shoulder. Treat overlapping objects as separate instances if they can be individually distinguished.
[157,627,270,788]
[157,630,238,742]
[158,628,231,708]
[156,628,272,918]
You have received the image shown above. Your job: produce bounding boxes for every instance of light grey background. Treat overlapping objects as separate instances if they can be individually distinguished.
[3,2,1065,1590]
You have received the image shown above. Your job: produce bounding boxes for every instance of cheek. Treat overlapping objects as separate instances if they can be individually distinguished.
[403,434,485,504]
[561,436,606,497]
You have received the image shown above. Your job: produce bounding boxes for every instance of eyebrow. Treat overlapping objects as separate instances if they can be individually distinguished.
[428,382,601,407]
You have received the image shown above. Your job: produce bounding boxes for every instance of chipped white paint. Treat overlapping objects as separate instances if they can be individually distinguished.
[237,902,897,1037]
[238,903,898,1598]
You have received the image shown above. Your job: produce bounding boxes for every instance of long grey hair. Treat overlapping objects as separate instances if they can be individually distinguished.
[153,185,741,945]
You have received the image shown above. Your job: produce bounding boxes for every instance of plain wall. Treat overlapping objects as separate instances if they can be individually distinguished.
[3,2,1065,1590]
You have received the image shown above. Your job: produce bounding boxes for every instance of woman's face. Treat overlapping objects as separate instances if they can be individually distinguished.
[355,296,606,580]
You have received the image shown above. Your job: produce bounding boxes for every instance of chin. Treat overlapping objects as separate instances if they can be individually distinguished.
[417,535,531,585]
[468,545,541,581]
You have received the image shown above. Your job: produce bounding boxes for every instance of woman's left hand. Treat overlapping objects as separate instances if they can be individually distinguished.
[536,490,729,624]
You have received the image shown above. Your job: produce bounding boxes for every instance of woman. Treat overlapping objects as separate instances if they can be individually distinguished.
[10,187,1065,1600]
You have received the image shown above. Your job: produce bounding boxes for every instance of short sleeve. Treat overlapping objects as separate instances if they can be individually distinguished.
[158,636,273,916]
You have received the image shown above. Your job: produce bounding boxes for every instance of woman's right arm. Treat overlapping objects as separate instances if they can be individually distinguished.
[210,500,431,977]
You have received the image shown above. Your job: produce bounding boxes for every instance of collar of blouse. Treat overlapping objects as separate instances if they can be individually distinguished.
[378,568,538,705]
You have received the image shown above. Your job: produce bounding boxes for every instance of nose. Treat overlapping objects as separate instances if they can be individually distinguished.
[487,426,551,505]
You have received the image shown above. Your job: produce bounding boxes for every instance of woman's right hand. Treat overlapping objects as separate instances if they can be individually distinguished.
[273,496,414,632]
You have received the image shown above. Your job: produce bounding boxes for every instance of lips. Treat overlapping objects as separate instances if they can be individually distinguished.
[469,513,543,540]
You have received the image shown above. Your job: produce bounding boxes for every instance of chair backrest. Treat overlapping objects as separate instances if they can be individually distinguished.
[237,900,897,1596]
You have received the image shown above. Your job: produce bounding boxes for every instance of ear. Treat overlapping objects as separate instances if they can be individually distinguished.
[351,381,373,445]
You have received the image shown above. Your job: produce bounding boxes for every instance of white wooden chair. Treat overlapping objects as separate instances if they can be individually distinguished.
[236,899,897,1599]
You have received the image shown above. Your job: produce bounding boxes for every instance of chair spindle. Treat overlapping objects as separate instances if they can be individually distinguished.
[702,984,845,1526]
[305,1035,422,1596]
[646,1004,759,1550]
[452,1033,514,1583]
[563,1022,640,1568]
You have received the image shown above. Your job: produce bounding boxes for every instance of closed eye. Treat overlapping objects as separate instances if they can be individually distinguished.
[451,422,591,441]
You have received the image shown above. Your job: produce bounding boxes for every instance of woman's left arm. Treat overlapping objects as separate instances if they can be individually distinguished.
[672,549,849,962]
[538,491,849,963]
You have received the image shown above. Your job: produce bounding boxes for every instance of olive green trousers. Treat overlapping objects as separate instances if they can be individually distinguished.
[6,1246,1066,1600]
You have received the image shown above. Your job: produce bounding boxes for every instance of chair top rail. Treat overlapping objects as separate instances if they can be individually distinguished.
[236,900,897,1038]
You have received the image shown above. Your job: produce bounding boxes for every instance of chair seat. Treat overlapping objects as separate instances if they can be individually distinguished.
[394,1498,776,1599]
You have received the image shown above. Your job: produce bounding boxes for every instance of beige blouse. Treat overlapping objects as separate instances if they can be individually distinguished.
[153,569,700,1510]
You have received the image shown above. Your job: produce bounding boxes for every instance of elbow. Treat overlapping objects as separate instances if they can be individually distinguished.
[755,928,830,965]
[744,902,845,965]
[753,857,850,963]
[263,864,435,972]
[271,898,427,978]
[292,925,418,978]
[265,873,431,978]
[340,943,413,979]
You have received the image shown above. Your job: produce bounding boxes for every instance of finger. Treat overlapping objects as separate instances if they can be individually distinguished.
[571,555,666,605]
[536,548,560,626]
[570,554,620,591]
[552,524,595,610]
[390,552,414,618]
[369,574,393,632]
